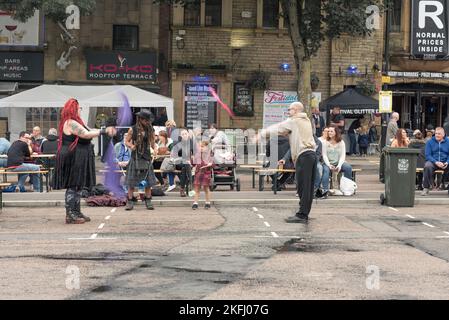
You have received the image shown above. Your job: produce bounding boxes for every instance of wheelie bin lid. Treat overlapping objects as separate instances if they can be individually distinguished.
[383,147,420,154]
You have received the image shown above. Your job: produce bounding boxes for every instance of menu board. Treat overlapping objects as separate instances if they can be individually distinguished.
[184,84,217,129]
[233,83,254,116]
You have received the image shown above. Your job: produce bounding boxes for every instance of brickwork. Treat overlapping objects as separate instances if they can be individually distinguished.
[43,0,162,89]
[170,0,384,129]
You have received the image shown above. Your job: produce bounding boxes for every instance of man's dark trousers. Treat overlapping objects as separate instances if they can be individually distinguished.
[296,151,317,217]
[423,161,449,188]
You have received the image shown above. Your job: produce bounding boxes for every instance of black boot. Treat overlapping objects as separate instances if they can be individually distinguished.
[144,196,154,210]
[126,197,137,211]
[76,197,90,222]
[65,189,85,224]
[65,206,85,224]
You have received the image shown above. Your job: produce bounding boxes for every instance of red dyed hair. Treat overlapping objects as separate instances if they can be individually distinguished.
[58,98,85,152]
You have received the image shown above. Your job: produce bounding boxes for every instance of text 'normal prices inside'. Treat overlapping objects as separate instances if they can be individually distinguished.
[411,0,449,59]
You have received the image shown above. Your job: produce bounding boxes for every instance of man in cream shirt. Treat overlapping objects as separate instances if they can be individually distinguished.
[259,102,317,223]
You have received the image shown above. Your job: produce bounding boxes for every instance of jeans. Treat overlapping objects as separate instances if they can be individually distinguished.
[0,158,7,168]
[11,163,41,191]
[322,162,353,192]
[314,162,323,191]
[349,133,357,155]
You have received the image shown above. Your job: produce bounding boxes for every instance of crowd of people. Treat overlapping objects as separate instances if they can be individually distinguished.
[5,98,449,226]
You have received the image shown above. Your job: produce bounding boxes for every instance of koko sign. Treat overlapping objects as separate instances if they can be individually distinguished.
[85,50,157,81]
[411,0,449,60]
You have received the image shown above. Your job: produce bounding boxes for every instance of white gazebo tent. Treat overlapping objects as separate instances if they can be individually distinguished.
[0,84,174,142]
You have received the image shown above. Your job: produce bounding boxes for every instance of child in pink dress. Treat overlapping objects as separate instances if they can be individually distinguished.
[192,141,213,210]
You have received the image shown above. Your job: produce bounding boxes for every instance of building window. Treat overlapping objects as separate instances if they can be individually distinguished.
[184,0,201,26]
[113,25,139,51]
[205,0,222,26]
[391,0,402,32]
[26,108,60,135]
[263,0,279,28]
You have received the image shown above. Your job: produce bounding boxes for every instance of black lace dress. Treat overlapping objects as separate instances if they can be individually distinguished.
[53,133,96,190]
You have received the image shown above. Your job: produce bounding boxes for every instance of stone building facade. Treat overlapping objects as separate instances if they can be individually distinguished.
[0,0,169,140]
[386,0,449,131]
[170,0,384,130]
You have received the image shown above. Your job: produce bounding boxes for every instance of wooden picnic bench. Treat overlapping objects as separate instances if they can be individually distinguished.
[0,169,50,193]
[239,164,263,189]
[0,182,12,210]
[255,166,362,194]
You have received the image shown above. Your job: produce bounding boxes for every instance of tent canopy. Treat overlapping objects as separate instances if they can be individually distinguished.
[0,84,174,120]
[320,88,379,116]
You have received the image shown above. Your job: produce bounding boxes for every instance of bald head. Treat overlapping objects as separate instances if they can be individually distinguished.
[288,102,304,117]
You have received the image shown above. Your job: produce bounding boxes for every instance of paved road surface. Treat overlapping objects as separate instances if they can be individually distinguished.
[1,202,449,299]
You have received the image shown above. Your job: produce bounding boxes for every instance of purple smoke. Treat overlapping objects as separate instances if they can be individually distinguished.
[103,92,133,198]
[118,91,133,126]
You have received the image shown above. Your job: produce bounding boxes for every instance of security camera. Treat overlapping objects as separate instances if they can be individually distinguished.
[175,36,183,41]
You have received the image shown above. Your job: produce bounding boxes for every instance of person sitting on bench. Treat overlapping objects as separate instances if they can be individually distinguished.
[6,131,40,192]
[421,127,449,196]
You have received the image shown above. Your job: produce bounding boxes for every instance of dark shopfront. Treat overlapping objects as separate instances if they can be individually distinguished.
[388,82,449,132]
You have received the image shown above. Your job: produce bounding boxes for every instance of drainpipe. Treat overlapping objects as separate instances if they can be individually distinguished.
[380,4,391,150]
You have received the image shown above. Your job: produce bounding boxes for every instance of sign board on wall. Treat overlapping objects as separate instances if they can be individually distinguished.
[184,84,218,129]
[233,83,254,116]
[85,50,157,81]
[0,10,40,46]
[263,91,298,128]
[411,0,449,60]
[0,51,44,81]
[379,91,393,113]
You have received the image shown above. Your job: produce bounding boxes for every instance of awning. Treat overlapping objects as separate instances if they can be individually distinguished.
[320,88,379,115]
[0,84,174,120]
[0,82,18,93]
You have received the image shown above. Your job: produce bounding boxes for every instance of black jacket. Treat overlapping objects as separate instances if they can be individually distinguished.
[41,135,59,154]
[408,139,426,168]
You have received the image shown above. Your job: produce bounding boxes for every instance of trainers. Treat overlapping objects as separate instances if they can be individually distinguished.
[166,185,176,192]
[285,214,308,224]
[205,202,211,209]
[192,203,199,210]
[421,188,429,196]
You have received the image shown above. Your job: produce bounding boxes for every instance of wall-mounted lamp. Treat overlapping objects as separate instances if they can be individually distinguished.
[280,62,291,72]
[175,36,185,50]
[347,64,358,75]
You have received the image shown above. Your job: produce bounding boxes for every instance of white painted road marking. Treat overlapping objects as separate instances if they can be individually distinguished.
[90,234,98,239]
[444,232,449,235]
[389,207,399,212]
[422,222,435,228]
[271,232,279,238]
[406,215,416,219]
[105,216,111,220]
[111,208,117,213]
[252,207,258,212]
[257,214,264,219]
[264,222,271,227]
[98,223,105,230]
[436,236,449,239]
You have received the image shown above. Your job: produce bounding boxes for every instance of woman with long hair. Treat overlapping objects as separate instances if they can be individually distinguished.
[391,128,410,148]
[125,109,158,210]
[54,99,116,224]
[321,125,353,197]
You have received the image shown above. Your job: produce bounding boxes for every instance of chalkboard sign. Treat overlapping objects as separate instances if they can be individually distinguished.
[233,83,254,116]
[184,84,218,129]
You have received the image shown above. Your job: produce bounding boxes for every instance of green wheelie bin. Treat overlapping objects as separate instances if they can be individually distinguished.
[380,147,420,207]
